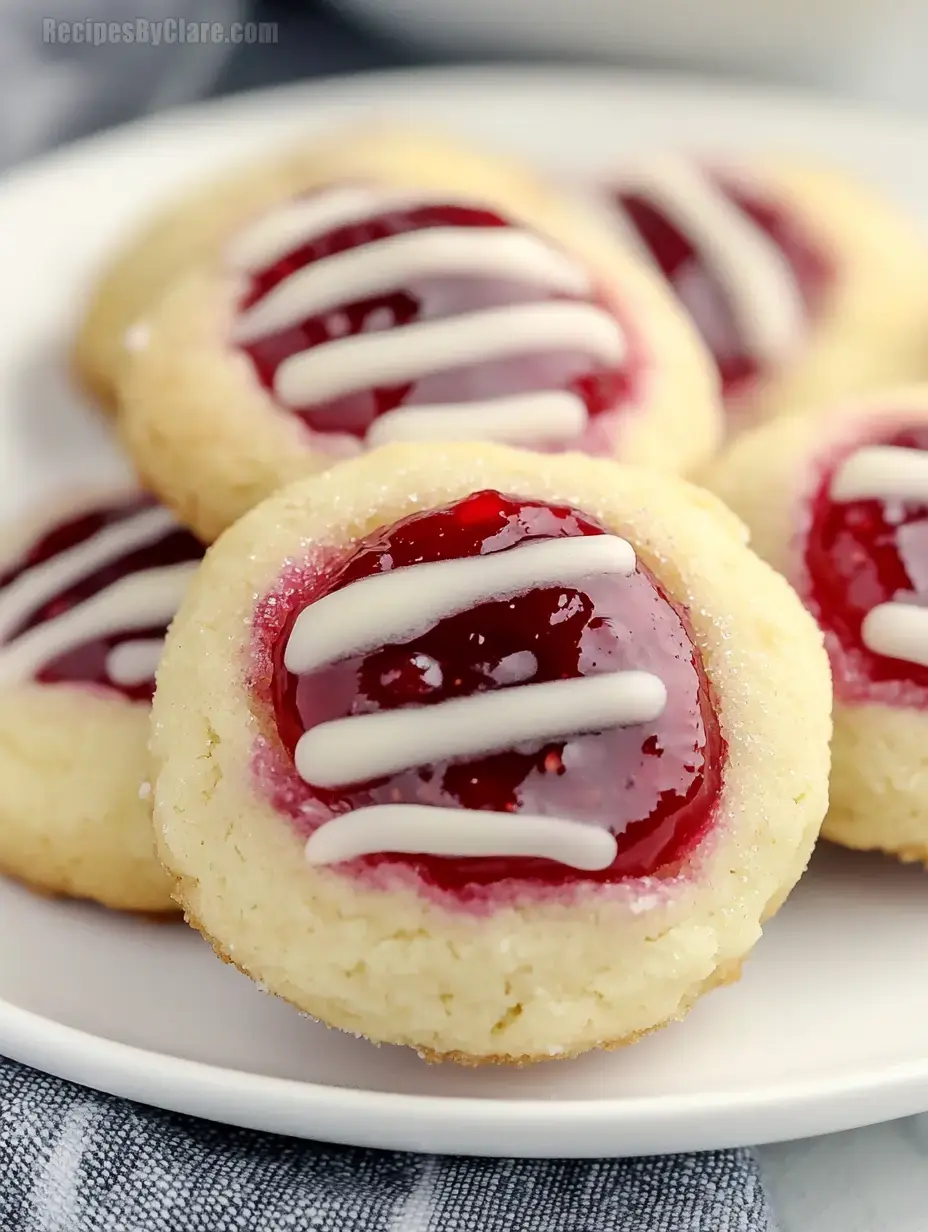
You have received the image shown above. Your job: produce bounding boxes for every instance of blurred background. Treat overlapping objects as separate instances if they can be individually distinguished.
[5,0,928,171]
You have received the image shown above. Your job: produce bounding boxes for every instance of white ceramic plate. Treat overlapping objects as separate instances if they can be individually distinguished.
[2,66,928,1159]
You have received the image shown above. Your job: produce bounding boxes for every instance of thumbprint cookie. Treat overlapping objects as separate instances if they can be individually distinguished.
[150,442,831,1063]
[600,155,928,428]
[708,388,928,861]
[0,489,203,912]
[104,128,720,541]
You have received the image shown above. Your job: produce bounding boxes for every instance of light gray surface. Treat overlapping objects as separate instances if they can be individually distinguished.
[760,1119,928,1231]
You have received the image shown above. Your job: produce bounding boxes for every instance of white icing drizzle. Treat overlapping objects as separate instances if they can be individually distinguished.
[304,804,618,870]
[0,562,198,686]
[828,445,928,668]
[861,602,928,668]
[226,186,487,273]
[366,391,588,448]
[0,506,177,642]
[106,638,166,687]
[613,157,805,369]
[234,227,591,344]
[285,534,636,675]
[290,531,668,871]
[275,301,624,411]
[830,446,928,505]
[230,185,626,448]
[295,671,668,789]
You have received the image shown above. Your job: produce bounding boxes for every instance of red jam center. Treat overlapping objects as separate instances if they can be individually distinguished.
[239,201,632,439]
[617,178,829,400]
[256,491,723,892]
[806,424,928,702]
[0,497,203,703]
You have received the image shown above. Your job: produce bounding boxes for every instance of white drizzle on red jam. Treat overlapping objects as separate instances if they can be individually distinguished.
[607,160,830,403]
[250,490,724,894]
[806,425,928,706]
[231,187,635,451]
[0,495,203,702]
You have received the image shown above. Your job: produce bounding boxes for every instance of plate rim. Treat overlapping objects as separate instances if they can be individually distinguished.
[5,62,928,1156]
[7,988,928,1157]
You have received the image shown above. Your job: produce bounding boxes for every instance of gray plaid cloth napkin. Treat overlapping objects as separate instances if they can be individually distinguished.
[0,1055,775,1231]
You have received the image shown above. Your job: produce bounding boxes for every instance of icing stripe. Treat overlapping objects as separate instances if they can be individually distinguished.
[0,506,177,642]
[106,638,166,687]
[275,301,625,409]
[226,187,498,273]
[615,158,805,368]
[295,670,668,789]
[304,804,618,870]
[366,391,588,447]
[231,186,626,448]
[830,446,928,504]
[0,561,198,685]
[285,534,636,675]
[827,446,928,668]
[861,602,928,668]
[234,227,592,345]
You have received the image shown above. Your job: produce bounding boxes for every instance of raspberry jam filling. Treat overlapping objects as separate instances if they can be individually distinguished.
[0,496,202,703]
[254,490,724,892]
[617,177,829,400]
[806,425,928,703]
[235,198,632,445]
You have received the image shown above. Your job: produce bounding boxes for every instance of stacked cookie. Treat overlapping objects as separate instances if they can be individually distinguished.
[8,123,928,1064]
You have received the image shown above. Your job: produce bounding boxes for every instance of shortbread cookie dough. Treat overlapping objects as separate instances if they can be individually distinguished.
[151,442,831,1062]
[0,488,202,911]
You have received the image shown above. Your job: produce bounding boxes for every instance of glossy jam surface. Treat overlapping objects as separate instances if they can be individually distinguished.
[618,179,829,400]
[806,425,928,703]
[0,497,203,703]
[253,491,724,892]
[239,203,632,439]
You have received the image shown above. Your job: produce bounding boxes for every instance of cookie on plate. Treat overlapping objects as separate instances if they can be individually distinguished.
[600,155,928,428]
[106,128,721,541]
[708,387,928,860]
[150,442,831,1063]
[0,488,202,912]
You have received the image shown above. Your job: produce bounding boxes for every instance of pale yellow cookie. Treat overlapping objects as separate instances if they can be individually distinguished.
[0,687,173,913]
[604,155,928,428]
[707,387,928,858]
[0,487,203,912]
[151,442,831,1063]
[105,127,720,541]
